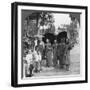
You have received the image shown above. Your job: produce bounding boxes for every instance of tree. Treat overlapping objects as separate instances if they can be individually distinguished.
[67,17,80,48]
[37,12,55,34]
[24,11,54,37]
[22,11,55,53]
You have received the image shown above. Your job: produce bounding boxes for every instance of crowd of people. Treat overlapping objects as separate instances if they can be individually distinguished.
[23,37,72,77]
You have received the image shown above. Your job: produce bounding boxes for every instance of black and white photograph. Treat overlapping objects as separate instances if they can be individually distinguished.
[22,11,80,78]
[11,2,88,87]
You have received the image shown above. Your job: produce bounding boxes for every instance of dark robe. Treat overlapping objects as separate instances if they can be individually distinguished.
[57,43,66,67]
[63,44,70,65]
[53,43,58,67]
[45,43,53,67]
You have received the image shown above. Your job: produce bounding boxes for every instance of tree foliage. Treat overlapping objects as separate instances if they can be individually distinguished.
[22,11,55,53]
[67,18,79,47]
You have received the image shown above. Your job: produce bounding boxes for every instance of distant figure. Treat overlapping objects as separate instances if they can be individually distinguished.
[53,40,58,68]
[45,39,53,67]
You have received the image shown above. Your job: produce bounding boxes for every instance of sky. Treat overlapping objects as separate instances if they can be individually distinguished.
[53,13,71,29]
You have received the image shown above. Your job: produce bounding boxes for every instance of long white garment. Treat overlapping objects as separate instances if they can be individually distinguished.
[40,41,45,49]
[38,52,42,62]
[34,39,38,46]
[33,51,38,62]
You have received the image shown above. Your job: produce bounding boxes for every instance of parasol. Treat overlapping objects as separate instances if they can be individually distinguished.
[42,33,56,44]
[57,31,67,43]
